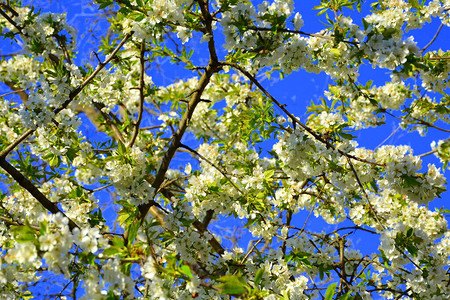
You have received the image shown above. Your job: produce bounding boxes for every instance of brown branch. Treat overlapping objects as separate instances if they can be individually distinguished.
[0,3,18,17]
[55,34,73,65]
[414,119,450,133]
[345,156,385,230]
[325,226,378,237]
[197,0,219,63]
[338,237,347,294]
[55,32,133,115]
[140,125,162,131]
[418,149,437,158]
[383,104,450,133]
[201,209,214,228]
[421,23,444,53]
[179,143,246,196]
[0,5,21,32]
[240,237,264,264]
[143,176,225,256]
[0,33,133,236]
[350,255,373,284]
[247,26,359,46]
[281,209,292,255]
[221,61,384,167]
[0,128,34,159]
[128,41,146,148]
[0,32,133,159]
[136,61,220,222]
[0,32,133,158]
[127,48,226,252]
[309,238,352,289]
[0,215,38,228]
[0,157,79,231]
[192,219,225,255]
[428,56,450,60]
[3,81,28,102]
[92,102,127,145]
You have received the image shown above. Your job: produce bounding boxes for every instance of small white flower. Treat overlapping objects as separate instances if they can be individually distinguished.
[293,13,304,30]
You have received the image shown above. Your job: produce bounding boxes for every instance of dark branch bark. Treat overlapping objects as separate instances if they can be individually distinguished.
[0,157,79,231]
[128,41,146,148]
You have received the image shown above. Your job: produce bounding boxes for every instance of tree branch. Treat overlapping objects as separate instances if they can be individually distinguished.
[0,157,79,231]
[221,61,384,167]
[0,32,133,159]
[128,41,146,148]
[421,23,444,53]
[247,26,359,46]
[136,61,221,222]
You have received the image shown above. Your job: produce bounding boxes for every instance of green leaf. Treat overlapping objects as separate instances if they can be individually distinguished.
[324,282,338,300]
[329,48,341,58]
[126,221,140,244]
[216,274,248,295]
[407,0,421,10]
[12,225,36,243]
[103,245,120,256]
[48,154,61,167]
[112,236,125,248]
[39,220,48,235]
[75,186,83,198]
[180,265,193,278]
[263,169,274,180]
[356,0,361,12]
[98,1,113,9]
[102,236,125,256]
[254,268,264,286]
[338,291,351,300]
[79,251,96,265]
[16,232,36,243]
[406,227,413,237]
[400,175,420,188]
[339,132,357,140]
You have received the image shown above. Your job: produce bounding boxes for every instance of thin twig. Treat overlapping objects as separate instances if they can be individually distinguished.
[345,156,385,230]
[415,119,450,133]
[247,26,359,46]
[325,226,378,237]
[0,32,133,159]
[82,183,113,193]
[421,23,444,53]
[93,102,127,144]
[136,61,220,223]
[281,210,292,254]
[428,56,450,60]
[128,41,146,148]
[179,143,245,196]
[418,149,437,158]
[0,89,26,98]
[180,143,268,225]
[221,61,384,167]
[240,237,264,264]
[140,125,162,130]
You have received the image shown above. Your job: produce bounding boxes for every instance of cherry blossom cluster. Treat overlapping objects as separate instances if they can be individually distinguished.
[0,0,449,299]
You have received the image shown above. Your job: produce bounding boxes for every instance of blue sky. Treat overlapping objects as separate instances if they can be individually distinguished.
[1,0,449,297]
[4,0,445,245]
[0,0,441,243]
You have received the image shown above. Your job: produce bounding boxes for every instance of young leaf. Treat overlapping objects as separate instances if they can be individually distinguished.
[324,282,338,300]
